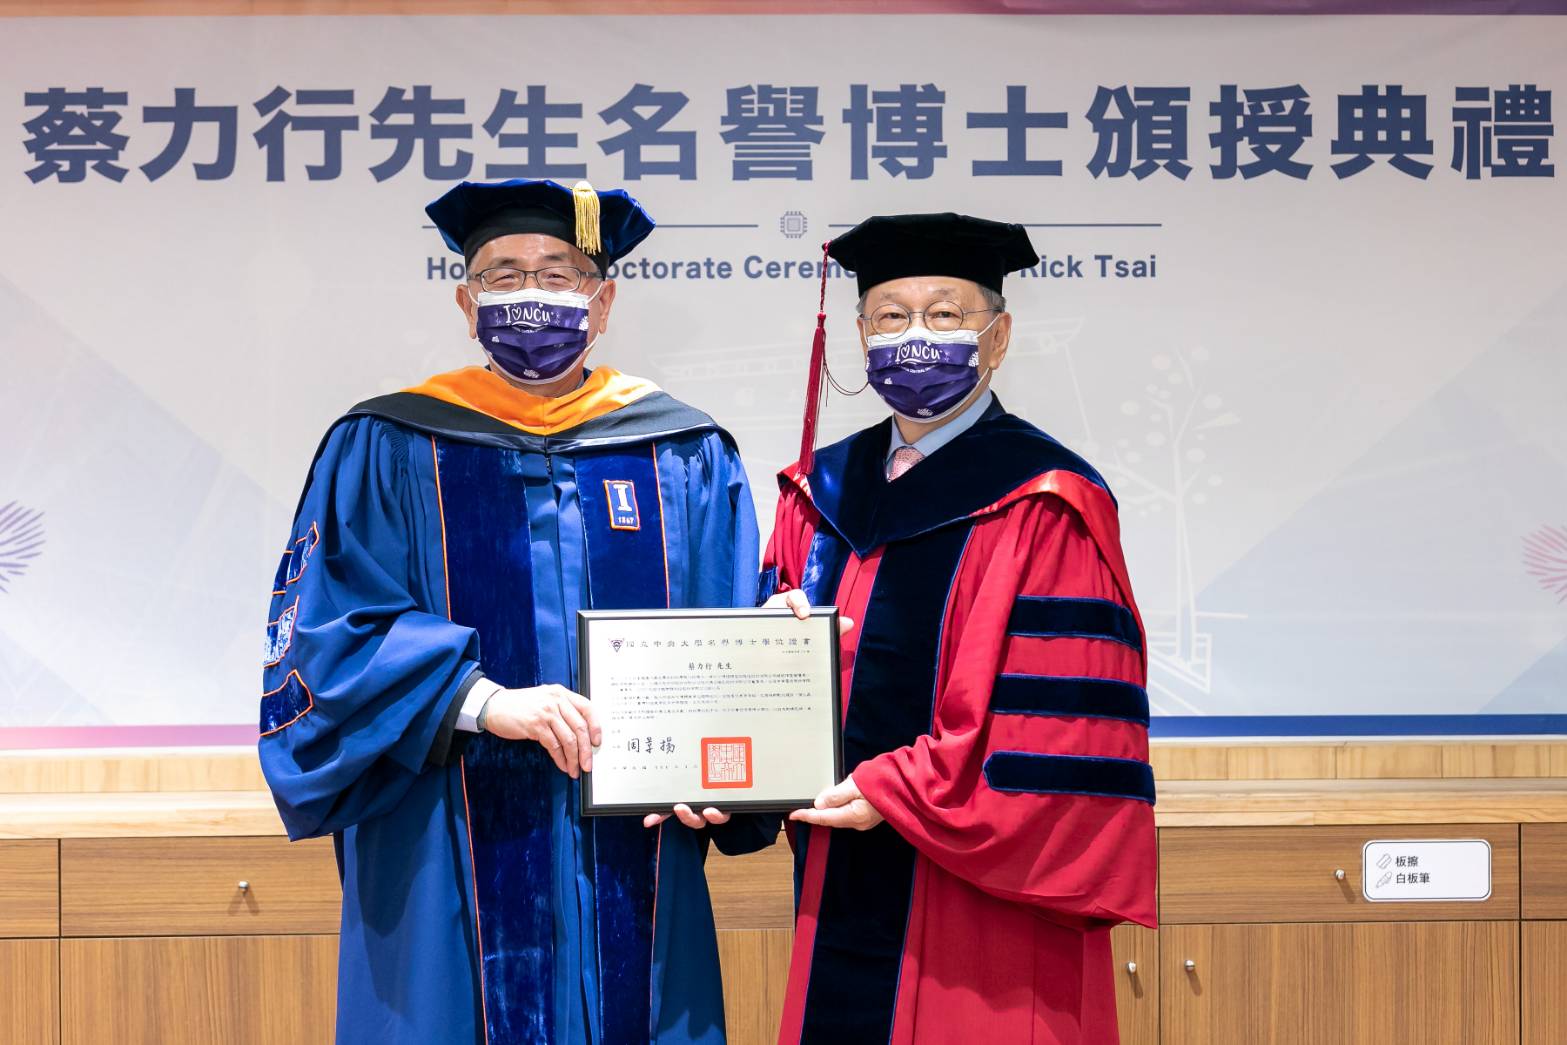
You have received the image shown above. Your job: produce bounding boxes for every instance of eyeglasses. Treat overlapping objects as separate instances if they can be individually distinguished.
[469,265,599,294]
[859,301,1000,337]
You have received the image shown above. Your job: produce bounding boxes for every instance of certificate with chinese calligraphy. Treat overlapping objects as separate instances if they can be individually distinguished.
[578,607,844,816]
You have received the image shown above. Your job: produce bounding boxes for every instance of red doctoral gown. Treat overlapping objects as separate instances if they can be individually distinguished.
[764,400,1158,1045]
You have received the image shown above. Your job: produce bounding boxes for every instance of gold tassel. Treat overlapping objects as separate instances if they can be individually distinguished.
[572,181,603,257]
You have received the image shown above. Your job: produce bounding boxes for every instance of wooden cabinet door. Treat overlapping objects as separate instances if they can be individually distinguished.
[1524,921,1567,1045]
[1162,922,1518,1045]
[1160,825,1520,924]
[1112,924,1157,1045]
[60,935,337,1045]
[1522,825,1567,918]
[1,938,58,1045]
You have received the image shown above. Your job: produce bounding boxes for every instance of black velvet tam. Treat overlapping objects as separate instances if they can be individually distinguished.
[425,178,654,269]
[827,212,1038,297]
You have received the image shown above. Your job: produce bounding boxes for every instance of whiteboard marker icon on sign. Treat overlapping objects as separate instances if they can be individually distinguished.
[1362,840,1492,902]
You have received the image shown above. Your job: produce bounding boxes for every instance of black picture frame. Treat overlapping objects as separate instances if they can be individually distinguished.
[578,606,845,817]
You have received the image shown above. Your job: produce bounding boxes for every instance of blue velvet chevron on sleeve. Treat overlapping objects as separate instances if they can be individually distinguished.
[258,417,481,841]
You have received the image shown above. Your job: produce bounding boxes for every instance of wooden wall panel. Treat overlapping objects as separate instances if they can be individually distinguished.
[707,838,793,930]
[61,836,339,937]
[1335,744,1446,780]
[0,938,59,1045]
[1148,741,1567,782]
[1442,743,1564,779]
[1149,745,1230,781]
[0,839,59,936]
[0,752,265,795]
[717,928,792,1045]
[60,935,336,1045]
[1222,745,1337,781]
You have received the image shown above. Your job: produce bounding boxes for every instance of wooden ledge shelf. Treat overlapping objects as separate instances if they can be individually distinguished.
[0,791,285,840]
[3,740,1563,796]
[4,778,1566,839]
[1155,778,1567,827]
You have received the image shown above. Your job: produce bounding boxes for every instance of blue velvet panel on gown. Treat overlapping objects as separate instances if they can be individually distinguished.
[259,396,765,1045]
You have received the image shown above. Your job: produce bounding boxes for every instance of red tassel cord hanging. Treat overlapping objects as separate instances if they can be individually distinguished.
[798,240,832,475]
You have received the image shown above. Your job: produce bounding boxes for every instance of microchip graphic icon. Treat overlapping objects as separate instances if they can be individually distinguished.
[605,480,640,531]
[779,211,808,239]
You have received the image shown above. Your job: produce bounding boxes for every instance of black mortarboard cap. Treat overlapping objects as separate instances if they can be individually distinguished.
[425,178,655,271]
[827,212,1038,297]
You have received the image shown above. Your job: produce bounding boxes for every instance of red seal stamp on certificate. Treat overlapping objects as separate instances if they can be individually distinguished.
[701,737,753,789]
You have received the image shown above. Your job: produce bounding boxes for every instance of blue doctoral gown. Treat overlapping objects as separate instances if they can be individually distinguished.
[259,370,771,1044]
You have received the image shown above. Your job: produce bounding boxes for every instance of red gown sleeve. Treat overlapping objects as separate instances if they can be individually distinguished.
[763,480,817,594]
[853,491,1158,928]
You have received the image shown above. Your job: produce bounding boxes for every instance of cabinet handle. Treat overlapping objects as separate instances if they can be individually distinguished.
[1184,959,1197,973]
[1126,962,1137,975]
[1334,869,1346,881]
[237,880,250,892]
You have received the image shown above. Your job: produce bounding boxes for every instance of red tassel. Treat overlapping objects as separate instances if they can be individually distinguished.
[798,240,832,474]
[798,318,827,474]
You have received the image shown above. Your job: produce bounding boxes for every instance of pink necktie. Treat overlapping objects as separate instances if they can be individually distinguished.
[887,445,925,481]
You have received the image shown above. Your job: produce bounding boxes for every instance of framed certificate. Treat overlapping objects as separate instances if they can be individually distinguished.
[578,607,844,816]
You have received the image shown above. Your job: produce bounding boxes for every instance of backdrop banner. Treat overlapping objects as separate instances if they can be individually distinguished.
[2,11,1564,746]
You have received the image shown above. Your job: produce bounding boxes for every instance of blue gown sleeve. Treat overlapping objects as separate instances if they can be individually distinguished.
[259,417,481,841]
[682,431,762,612]
[682,433,782,857]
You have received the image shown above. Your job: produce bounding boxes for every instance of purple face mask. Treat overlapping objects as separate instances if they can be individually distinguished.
[863,327,984,421]
[474,286,599,383]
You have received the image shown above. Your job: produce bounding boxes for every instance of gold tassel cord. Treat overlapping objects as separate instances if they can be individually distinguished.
[572,181,603,258]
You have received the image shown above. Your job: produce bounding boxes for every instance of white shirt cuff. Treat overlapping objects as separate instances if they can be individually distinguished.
[457,677,504,733]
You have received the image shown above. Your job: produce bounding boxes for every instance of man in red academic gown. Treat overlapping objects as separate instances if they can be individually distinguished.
[763,213,1158,1044]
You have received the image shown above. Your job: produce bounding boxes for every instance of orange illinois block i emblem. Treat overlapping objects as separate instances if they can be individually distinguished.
[605,480,640,530]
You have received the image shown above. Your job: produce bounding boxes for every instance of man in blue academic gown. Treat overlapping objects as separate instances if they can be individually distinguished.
[259,179,772,1044]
